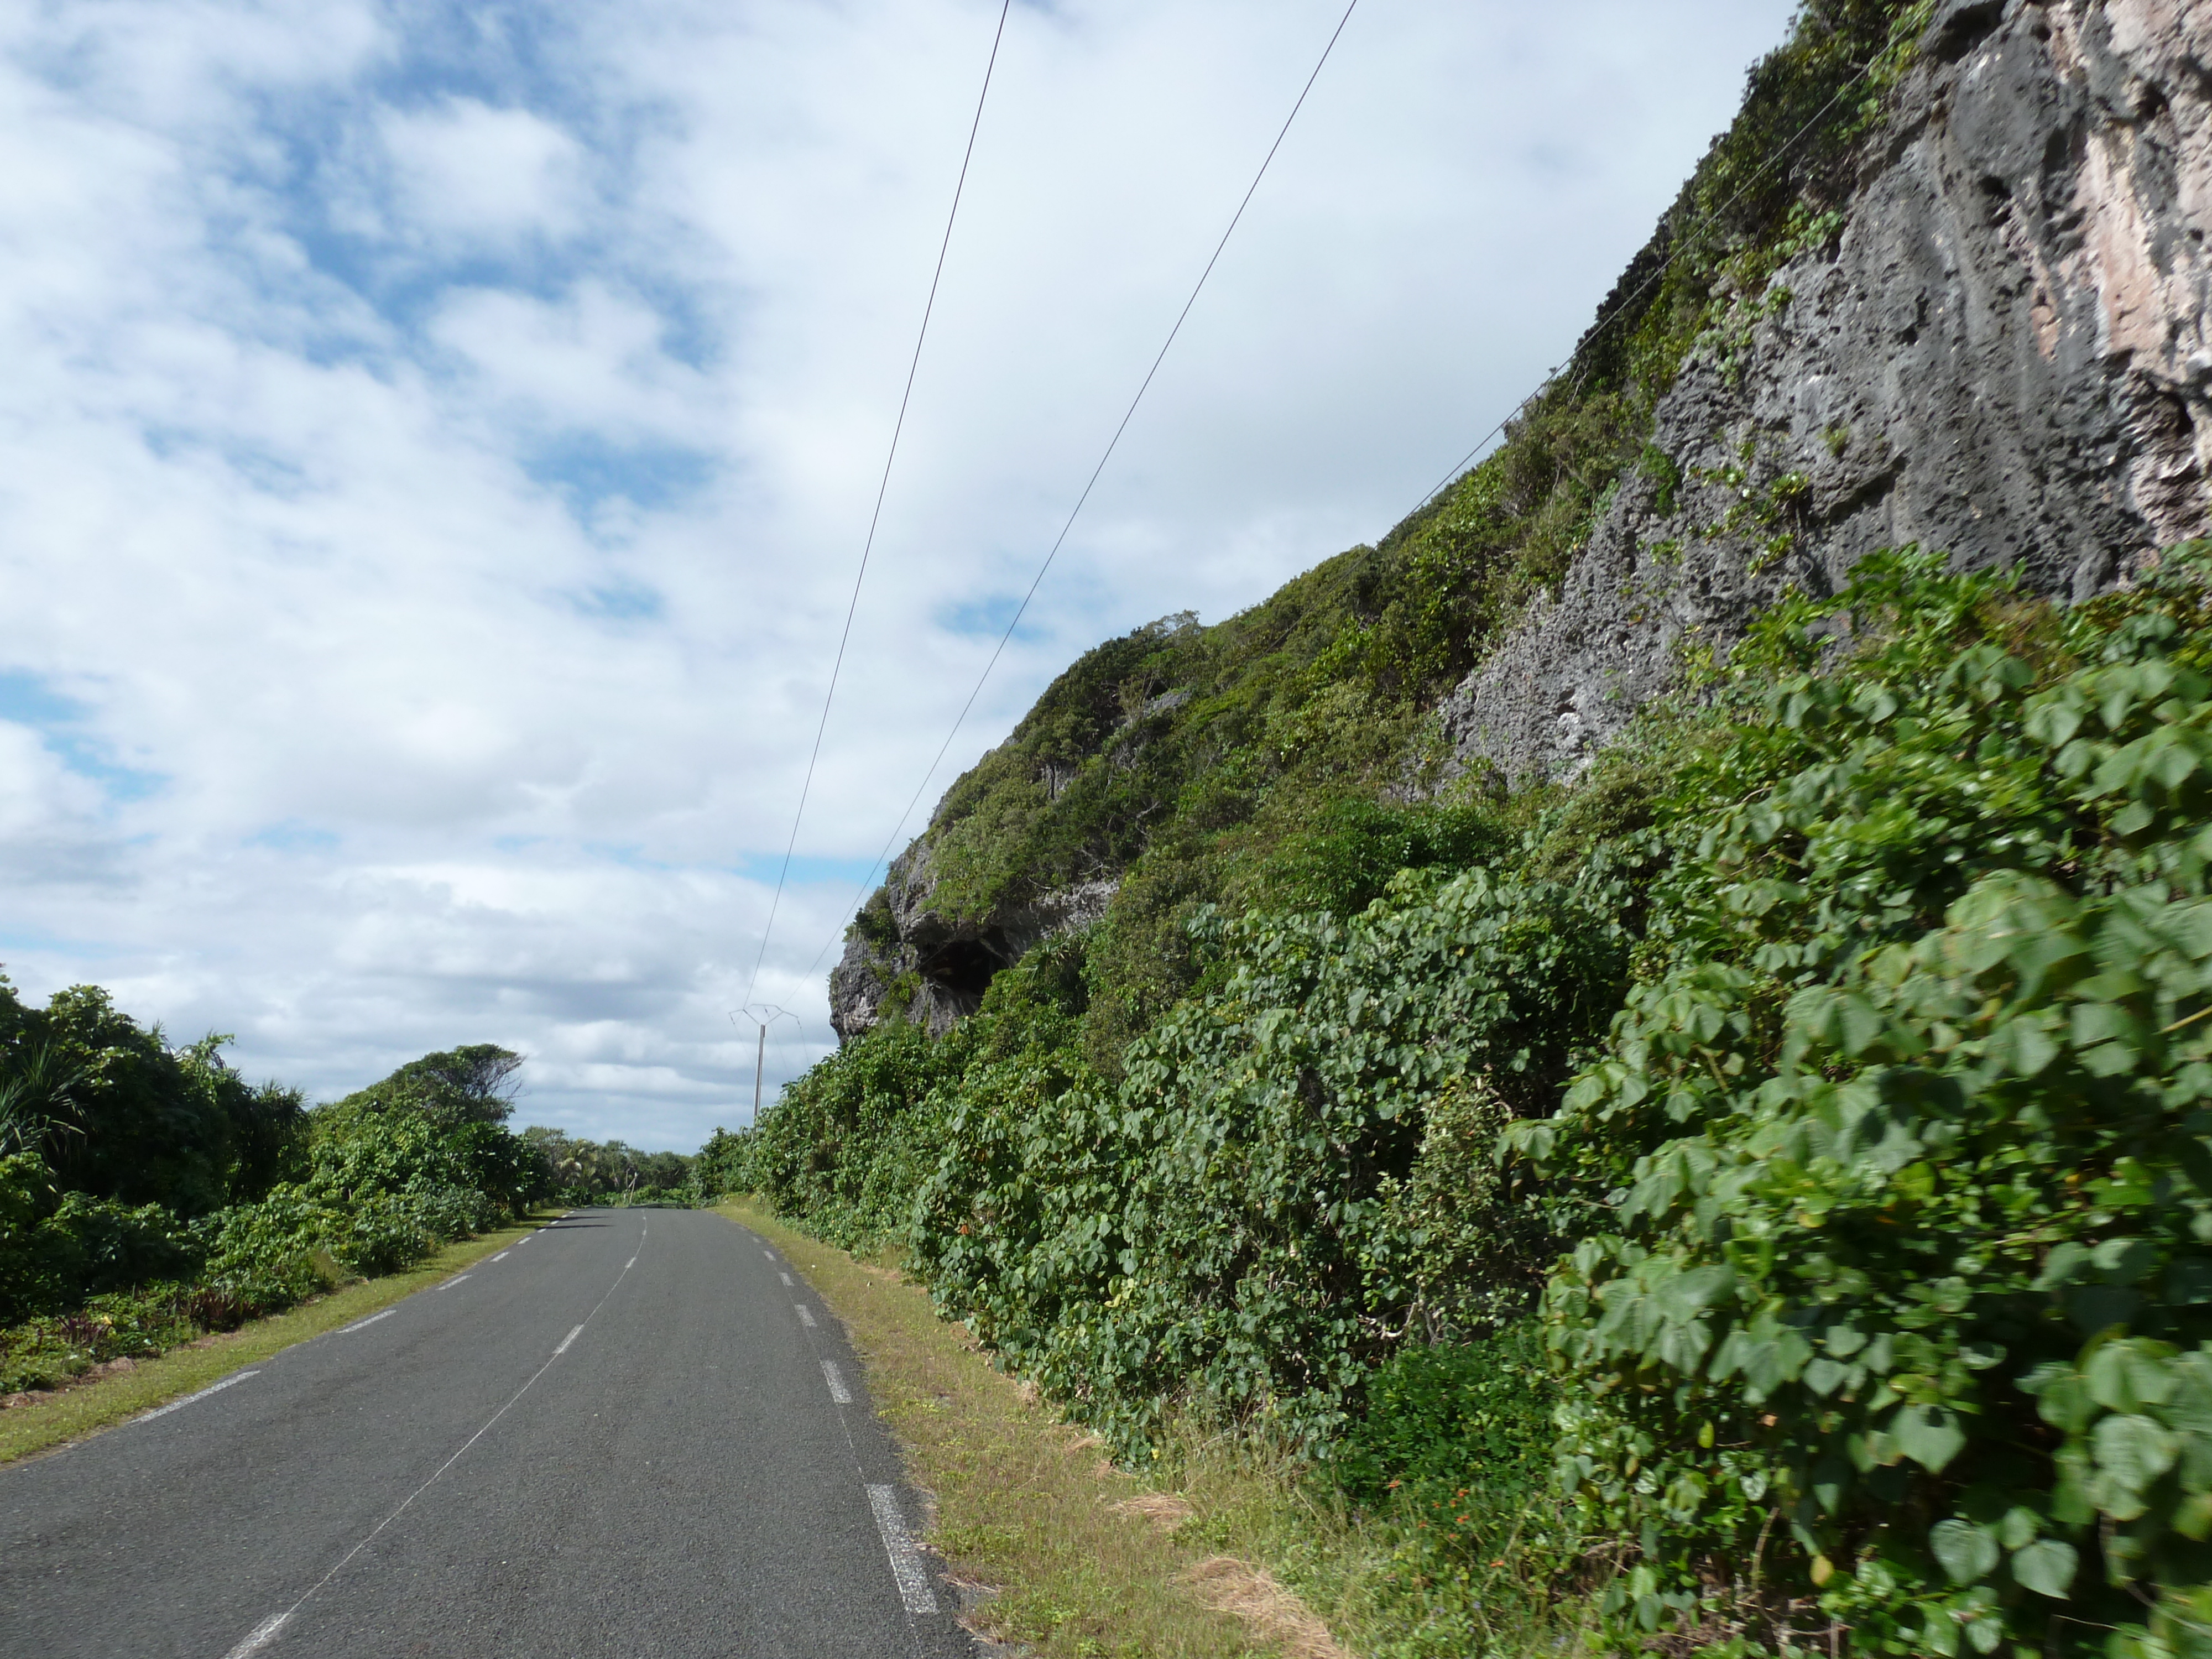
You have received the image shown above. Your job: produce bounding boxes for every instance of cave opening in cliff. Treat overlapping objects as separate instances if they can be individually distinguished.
[921,938,1003,1000]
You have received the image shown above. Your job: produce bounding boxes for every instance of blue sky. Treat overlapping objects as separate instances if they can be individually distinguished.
[0,0,1796,1149]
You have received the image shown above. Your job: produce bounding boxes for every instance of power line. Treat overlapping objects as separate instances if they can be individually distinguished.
[739,0,1013,1009]
[802,15,1877,997]
[801,0,1363,986]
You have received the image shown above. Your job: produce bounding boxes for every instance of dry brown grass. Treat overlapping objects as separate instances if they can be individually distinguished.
[717,1198,1354,1659]
[1113,1493,1198,1532]
[1181,1558,1357,1659]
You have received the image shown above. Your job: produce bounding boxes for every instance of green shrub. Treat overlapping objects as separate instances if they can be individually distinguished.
[1334,1323,1558,1511]
[911,858,1629,1456]
[1519,545,2212,1653]
[192,1188,340,1314]
[0,1150,202,1323]
[1251,797,1507,920]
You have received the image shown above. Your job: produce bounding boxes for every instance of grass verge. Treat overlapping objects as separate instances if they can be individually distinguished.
[718,1196,1355,1659]
[0,1211,556,1465]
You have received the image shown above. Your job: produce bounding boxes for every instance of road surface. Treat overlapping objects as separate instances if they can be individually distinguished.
[0,1206,981,1658]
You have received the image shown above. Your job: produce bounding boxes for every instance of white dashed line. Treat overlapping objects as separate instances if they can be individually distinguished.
[779,1271,792,1287]
[822,1360,853,1404]
[491,1251,510,1262]
[437,1273,472,1291]
[138,1369,260,1425]
[222,1609,291,1657]
[865,1484,940,1613]
[554,1324,585,1357]
[625,1256,638,1270]
[336,1309,395,1335]
[795,1305,816,1328]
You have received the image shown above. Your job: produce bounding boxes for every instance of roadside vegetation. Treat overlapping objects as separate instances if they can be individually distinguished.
[0,1010,693,1400]
[0,1216,540,1465]
[708,538,2212,1656]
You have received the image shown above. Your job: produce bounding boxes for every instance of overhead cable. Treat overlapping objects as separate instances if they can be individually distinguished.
[800,0,1363,984]
[801,15,1876,996]
[739,0,1014,1010]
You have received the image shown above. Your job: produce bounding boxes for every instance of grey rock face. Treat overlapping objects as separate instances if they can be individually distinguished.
[1441,0,2212,786]
[827,838,1114,1043]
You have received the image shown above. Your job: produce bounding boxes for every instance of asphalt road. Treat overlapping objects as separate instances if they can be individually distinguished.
[0,1207,983,1658]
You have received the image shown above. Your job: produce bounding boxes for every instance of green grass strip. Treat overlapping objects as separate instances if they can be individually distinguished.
[0,1211,558,1465]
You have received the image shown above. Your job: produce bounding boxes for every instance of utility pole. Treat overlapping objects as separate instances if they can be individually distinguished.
[731,1004,801,1123]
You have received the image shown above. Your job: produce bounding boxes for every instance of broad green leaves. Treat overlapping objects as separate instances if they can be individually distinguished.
[1534,544,2212,1653]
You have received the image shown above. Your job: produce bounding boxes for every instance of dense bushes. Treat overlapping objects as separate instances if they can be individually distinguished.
[0,1026,552,1393]
[911,863,1629,1455]
[731,542,2212,1654]
[1517,548,2212,1653]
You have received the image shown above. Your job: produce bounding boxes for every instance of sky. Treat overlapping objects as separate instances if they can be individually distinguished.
[0,0,1799,1150]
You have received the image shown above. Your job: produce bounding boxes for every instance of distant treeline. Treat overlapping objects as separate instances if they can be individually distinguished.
[0,1003,696,1395]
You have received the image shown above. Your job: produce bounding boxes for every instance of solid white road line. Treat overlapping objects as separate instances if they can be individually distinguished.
[795,1305,816,1328]
[554,1324,584,1357]
[222,1609,290,1657]
[865,1484,941,1614]
[822,1360,853,1405]
[779,1271,793,1287]
[138,1369,260,1425]
[335,1309,396,1335]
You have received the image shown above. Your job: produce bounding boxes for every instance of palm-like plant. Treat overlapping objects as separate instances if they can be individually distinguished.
[0,1043,86,1162]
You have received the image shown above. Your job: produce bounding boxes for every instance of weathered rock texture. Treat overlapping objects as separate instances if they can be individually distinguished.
[1442,0,2212,785]
[828,846,1114,1042]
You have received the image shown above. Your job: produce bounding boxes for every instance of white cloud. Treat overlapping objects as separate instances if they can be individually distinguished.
[379,98,588,245]
[0,0,1798,1146]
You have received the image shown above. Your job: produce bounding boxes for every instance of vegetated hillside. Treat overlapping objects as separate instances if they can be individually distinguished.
[831,0,2210,1053]
[721,3,2212,1655]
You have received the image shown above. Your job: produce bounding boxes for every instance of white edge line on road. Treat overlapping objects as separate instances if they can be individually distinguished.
[761,1249,774,1260]
[138,1369,259,1425]
[335,1308,395,1335]
[222,1609,290,1658]
[822,1359,853,1404]
[554,1324,584,1357]
[491,1251,509,1262]
[796,1305,816,1328]
[865,1484,941,1614]
[625,1255,637,1270]
[437,1273,472,1291]
[779,1271,792,1287]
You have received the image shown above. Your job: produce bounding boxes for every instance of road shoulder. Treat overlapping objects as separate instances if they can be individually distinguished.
[715,1197,1348,1659]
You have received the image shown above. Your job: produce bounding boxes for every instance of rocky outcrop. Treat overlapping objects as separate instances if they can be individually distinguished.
[827,843,1114,1042]
[1442,0,2212,785]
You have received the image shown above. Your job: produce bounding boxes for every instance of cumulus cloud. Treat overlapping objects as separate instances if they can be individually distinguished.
[379,98,588,246]
[0,0,1796,1146]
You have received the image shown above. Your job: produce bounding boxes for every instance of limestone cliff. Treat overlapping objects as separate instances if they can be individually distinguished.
[828,0,2212,1045]
[1442,0,2212,783]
